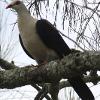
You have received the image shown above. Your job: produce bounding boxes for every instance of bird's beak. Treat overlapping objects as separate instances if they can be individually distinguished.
[6,4,13,9]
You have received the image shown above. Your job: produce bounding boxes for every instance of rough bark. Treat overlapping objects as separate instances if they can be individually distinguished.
[0,51,100,89]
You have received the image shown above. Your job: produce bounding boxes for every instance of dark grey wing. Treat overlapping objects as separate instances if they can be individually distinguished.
[36,19,71,58]
[19,35,34,59]
[36,19,94,100]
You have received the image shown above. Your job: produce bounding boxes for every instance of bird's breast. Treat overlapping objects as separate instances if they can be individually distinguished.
[18,18,58,63]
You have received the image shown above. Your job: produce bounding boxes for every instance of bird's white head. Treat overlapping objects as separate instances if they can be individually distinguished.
[6,0,22,9]
[6,0,30,19]
[6,0,26,11]
[6,0,29,15]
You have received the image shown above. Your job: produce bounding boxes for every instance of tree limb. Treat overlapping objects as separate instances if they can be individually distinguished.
[0,51,100,89]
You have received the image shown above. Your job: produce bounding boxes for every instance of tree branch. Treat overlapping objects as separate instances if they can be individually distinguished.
[0,58,17,70]
[0,51,100,89]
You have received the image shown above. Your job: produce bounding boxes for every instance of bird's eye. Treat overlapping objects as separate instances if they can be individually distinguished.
[15,1,21,5]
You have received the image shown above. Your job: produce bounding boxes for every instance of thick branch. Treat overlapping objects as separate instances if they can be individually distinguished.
[0,51,100,89]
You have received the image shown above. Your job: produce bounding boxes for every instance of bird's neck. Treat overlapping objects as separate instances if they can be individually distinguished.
[17,6,37,40]
[17,9,30,19]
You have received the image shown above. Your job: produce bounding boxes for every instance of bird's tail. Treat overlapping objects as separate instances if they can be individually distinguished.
[68,76,94,100]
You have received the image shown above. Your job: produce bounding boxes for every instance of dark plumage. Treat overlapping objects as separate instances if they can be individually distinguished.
[36,19,71,58]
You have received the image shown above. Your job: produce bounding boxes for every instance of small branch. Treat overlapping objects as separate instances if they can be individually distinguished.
[31,84,51,100]
[0,58,17,70]
[34,84,49,100]
[77,2,100,40]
